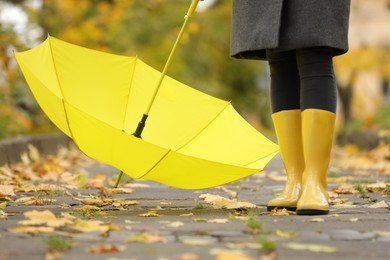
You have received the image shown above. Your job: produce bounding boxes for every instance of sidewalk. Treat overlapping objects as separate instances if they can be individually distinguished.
[0,134,389,260]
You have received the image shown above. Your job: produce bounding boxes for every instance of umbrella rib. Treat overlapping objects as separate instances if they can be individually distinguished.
[121,57,138,132]
[174,101,232,152]
[242,149,280,167]
[47,37,76,142]
[136,150,171,180]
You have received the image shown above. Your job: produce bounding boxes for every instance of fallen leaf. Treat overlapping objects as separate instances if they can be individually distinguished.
[332,184,357,195]
[124,183,150,188]
[192,217,208,222]
[86,244,126,254]
[179,236,217,246]
[85,175,106,189]
[366,183,388,193]
[8,226,55,234]
[108,187,133,194]
[0,185,15,197]
[284,242,337,253]
[331,201,357,209]
[180,213,194,217]
[126,233,165,243]
[79,197,105,207]
[71,219,119,234]
[309,218,325,223]
[0,202,7,209]
[138,211,161,217]
[207,218,229,224]
[166,221,184,228]
[13,196,40,205]
[270,208,292,216]
[275,229,297,239]
[199,194,256,209]
[365,200,389,209]
[19,210,74,227]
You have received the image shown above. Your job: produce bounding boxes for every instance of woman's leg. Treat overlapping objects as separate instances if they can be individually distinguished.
[296,47,337,215]
[266,50,305,211]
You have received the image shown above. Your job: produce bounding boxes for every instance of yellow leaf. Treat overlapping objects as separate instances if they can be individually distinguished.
[275,229,297,239]
[138,211,161,217]
[284,242,337,253]
[71,219,119,234]
[0,202,7,209]
[166,221,184,228]
[199,194,256,209]
[309,218,325,223]
[19,210,73,227]
[8,226,55,234]
[108,187,133,194]
[207,218,229,224]
[180,213,194,217]
[13,197,40,205]
[126,233,165,243]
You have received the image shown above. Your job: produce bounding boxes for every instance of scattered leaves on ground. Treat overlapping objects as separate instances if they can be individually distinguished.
[284,242,337,253]
[199,193,257,209]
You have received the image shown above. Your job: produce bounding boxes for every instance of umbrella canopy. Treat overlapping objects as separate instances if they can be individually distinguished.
[14,36,279,189]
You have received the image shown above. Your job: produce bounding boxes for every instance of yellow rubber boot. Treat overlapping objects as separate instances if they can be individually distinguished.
[267,110,305,211]
[297,109,335,215]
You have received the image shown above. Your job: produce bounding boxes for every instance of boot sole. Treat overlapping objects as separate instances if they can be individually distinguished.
[296,209,329,215]
[267,206,297,212]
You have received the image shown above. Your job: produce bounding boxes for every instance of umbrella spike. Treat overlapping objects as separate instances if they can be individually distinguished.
[133,113,149,138]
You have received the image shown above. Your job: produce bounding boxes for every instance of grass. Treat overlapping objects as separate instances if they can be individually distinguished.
[43,235,72,252]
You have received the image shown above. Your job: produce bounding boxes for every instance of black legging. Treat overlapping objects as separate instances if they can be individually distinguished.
[266,47,337,114]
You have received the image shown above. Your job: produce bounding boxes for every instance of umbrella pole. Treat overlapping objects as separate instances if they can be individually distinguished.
[114,171,124,188]
[115,0,201,188]
[133,0,200,138]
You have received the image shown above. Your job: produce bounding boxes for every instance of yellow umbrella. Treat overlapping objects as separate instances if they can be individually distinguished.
[14,0,279,189]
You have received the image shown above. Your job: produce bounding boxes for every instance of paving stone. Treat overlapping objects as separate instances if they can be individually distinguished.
[329,229,375,241]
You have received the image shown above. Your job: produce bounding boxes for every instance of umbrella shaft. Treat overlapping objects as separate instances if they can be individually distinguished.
[145,0,199,115]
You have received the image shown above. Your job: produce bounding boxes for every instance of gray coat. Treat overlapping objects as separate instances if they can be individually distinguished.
[230,0,351,60]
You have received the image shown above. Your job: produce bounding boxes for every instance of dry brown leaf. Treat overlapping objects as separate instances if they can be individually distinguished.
[178,253,201,260]
[332,184,358,194]
[180,213,194,217]
[80,197,105,207]
[270,208,292,216]
[86,244,126,254]
[199,194,256,209]
[0,185,15,197]
[365,200,389,209]
[85,175,106,189]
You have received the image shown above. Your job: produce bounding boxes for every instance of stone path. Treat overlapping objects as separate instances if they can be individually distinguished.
[0,136,389,260]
